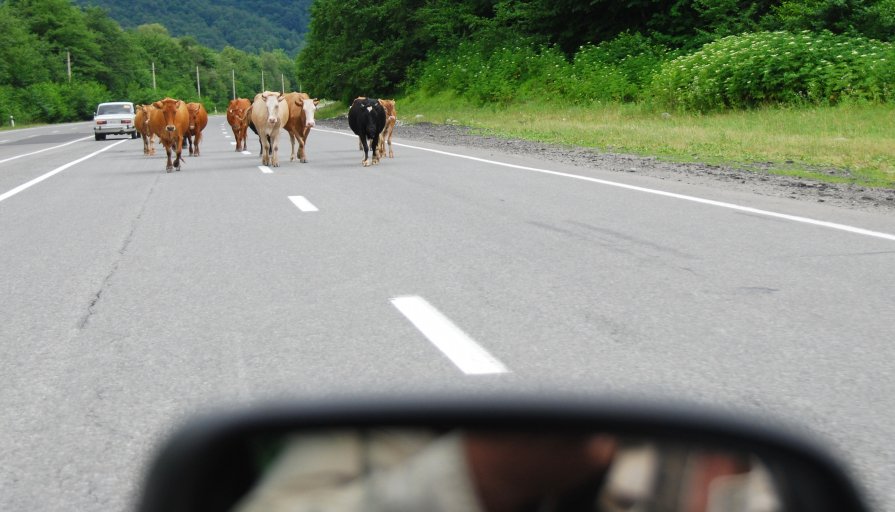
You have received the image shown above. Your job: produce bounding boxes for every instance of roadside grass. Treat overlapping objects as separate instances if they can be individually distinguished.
[316,101,347,120]
[399,93,895,189]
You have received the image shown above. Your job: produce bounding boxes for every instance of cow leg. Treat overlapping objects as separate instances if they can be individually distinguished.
[288,131,297,162]
[300,126,311,163]
[271,134,280,167]
[174,134,184,171]
[260,135,270,166]
[194,132,201,157]
[164,143,173,173]
[359,136,370,166]
[385,124,394,158]
[371,134,381,165]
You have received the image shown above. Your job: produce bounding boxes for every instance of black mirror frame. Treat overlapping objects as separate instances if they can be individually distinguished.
[137,393,870,512]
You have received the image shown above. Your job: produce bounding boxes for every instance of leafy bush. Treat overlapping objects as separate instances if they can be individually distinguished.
[564,33,670,103]
[0,81,111,124]
[410,32,670,105]
[650,30,895,111]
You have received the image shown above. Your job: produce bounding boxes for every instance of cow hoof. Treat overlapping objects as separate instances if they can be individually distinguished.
[166,168,172,173]
[362,160,370,167]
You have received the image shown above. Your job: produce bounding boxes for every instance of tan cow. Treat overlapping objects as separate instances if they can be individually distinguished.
[134,104,156,156]
[226,98,252,152]
[283,92,319,163]
[250,91,289,167]
[149,98,189,173]
[184,102,208,156]
[377,99,397,159]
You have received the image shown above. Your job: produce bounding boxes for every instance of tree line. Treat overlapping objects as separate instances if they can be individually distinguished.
[0,0,299,125]
[296,0,895,108]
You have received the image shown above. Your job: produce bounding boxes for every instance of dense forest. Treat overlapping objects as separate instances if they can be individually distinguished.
[71,0,311,54]
[297,0,895,109]
[0,0,300,124]
[3,0,894,126]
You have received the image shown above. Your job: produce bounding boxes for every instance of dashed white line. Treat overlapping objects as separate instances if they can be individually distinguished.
[312,127,895,243]
[391,295,509,375]
[0,139,129,203]
[241,151,252,156]
[230,142,237,145]
[258,166,273,174]
[288,195,318,212]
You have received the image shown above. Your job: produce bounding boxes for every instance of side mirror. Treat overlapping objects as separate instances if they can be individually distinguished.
[136,394,869,512]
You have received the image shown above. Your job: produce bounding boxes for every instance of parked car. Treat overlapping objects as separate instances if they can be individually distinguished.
[93,101,137,140]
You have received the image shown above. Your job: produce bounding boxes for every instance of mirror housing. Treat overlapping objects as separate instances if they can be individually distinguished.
[137,393,869,512]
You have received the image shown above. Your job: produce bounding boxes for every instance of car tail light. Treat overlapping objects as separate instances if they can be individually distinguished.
[96,120,107,125]
[121,120,132,124]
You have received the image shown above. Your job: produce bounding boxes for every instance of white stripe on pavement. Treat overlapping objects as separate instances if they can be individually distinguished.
[259,166,273,174]
[390,295,509,375]
[0,136,92,165]
[313,127,895,243]
[241,151,252,156]
[288,195,318,212]
[0,139,129,204]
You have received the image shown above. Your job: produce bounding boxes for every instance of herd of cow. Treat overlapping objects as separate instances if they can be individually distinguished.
[133,93,398,173]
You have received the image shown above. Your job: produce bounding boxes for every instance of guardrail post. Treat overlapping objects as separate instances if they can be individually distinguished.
[9,115,14,127]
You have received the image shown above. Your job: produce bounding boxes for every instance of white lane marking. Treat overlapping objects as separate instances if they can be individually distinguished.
[0,140,8,144]
[288,195,318,212]
[0,139,129,204]
[241,151,252,156]
[390,295,509,375]
[0,136,92,165]
[314,127,895,243]
[230,142,237,145]
[258,166,273,174]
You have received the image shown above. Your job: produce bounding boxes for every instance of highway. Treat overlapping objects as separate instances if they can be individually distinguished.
[1,118,894,510]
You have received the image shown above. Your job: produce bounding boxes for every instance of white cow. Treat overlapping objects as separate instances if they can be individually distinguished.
[250,91,289,167]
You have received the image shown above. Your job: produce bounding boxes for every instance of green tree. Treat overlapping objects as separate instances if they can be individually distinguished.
[0,3,50,86]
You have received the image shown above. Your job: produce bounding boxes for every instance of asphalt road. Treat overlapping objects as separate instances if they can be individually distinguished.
[1,118,894,511]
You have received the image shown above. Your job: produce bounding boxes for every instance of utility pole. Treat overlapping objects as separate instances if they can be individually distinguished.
[231,69,236,100]
[152,62,157,90]
[261,70,265,91]
[281,74,285,93]
[66,51,72,82]
[196,65,201,99]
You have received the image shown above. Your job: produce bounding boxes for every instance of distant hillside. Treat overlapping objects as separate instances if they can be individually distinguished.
[74,0,312,54]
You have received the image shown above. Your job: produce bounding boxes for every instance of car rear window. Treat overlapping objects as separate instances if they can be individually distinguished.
[97,104,133,115]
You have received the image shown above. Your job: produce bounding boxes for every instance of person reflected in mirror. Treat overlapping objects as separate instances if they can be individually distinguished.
[232,430,781,512]
[232,429,616,512]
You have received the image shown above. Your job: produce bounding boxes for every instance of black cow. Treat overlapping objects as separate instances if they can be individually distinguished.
[348,97,386,167]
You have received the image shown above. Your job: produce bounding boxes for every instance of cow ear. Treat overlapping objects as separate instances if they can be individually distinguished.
[175,100,183,108]
[313,99,320,106]
[152,101,162,109]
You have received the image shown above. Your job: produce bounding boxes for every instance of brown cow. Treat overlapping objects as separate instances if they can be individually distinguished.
[282,92,319,163]
[226,98,252,152]
[149,98,189,173]
[183,102,208,156]
[377,99,397,159]
[134,104,156,156]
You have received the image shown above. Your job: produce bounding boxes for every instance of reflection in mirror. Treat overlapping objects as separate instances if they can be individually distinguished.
[224,429,788,512]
